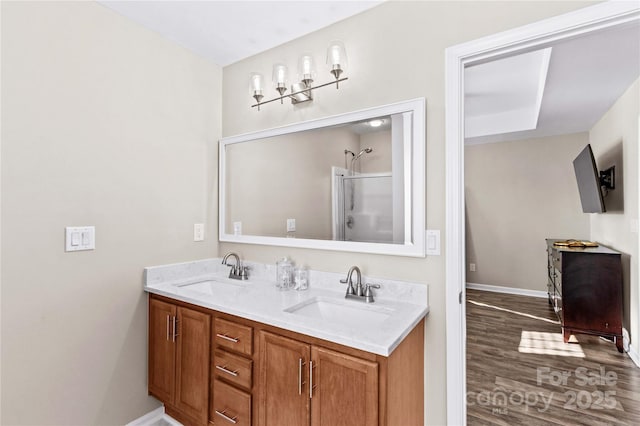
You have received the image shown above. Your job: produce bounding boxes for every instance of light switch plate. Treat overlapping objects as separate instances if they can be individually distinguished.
[65,226,95,252]
[287,218,296,232]
[425,229,440,256]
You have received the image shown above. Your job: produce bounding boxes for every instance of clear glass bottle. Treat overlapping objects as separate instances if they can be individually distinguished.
[294,266,309,291]
[276,257,294,290]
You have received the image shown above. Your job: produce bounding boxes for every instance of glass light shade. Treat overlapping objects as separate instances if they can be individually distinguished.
[298,54,316,83]
[326,40,348,71]
[250,72,264,95]
[272,63,289,86]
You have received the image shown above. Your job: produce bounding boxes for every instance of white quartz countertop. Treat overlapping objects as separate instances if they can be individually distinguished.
[144,259,429,356]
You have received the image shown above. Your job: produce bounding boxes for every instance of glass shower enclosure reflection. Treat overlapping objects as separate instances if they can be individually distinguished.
[332,168,403,244]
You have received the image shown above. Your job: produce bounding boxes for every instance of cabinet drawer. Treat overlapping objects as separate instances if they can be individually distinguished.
[213,349,252,390]
[214,318,253,356]
[212,379,251,426]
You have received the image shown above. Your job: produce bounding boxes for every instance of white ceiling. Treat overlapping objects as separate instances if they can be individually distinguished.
[465,23,640,145]
[97,1,382,66]
[465,48,552,139]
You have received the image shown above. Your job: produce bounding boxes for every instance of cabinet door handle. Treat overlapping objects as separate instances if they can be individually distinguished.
[298,358,305,395]
[216,333,239,343]
[215,365,238,377]
[215,409,238,424]
[166,315,171,341]
[172,318,178,342]
[309,360,314,399]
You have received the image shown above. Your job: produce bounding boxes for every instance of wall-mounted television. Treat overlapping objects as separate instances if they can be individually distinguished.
[573,144,610,214]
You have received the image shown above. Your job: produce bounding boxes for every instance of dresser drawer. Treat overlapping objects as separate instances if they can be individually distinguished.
[214,349,253,390]
[214,318,253,356]
[552,249,562,272]
[212,379,251,426]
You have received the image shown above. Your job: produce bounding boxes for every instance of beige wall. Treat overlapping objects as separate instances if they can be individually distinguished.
[1,2,221,424]
[589,78,639,355]
[465,133,591,291]
[220,1,595,424]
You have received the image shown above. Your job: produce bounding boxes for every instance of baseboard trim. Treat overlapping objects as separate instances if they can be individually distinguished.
[628,343,640,368]
[126,407,164,426]
[466,282,547,299]
[126,406,184,426]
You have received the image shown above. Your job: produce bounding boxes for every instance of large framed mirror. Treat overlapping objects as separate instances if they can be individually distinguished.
[219,98,425,257]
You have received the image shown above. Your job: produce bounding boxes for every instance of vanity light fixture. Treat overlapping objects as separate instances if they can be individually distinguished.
[250,41,349,110]
[272,63,288,103]
[326,40,347,89]
[250,72,264,111]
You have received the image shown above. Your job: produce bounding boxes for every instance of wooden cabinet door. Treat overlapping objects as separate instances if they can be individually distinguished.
[257,331,310,426]
[311,346,378,426]
[175,306,211,424]
[148,298,176,403]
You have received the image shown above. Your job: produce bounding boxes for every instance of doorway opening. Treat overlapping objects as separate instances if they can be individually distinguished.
[445,3,640,424]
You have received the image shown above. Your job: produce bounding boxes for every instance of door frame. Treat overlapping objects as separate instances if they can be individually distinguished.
[444,2,640,424]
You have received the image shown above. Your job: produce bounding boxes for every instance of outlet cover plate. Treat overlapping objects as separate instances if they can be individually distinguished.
[194,223,205,241]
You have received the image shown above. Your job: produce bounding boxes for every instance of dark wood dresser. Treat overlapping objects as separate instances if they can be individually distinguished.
[546,239,623,352]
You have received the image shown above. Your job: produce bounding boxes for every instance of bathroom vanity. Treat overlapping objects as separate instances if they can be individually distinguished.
[144,259,429,426]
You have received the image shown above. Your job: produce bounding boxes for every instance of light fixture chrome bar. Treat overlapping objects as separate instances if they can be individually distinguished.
[251,77,348,109]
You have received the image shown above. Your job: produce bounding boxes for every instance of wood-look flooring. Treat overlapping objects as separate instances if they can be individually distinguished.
[466,289,640,425]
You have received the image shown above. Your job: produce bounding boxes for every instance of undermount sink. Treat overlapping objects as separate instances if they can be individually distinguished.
[176,279,243,296]
[284,297,393,326]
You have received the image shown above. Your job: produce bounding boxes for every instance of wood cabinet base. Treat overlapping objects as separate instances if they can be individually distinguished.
[149,293,425,426]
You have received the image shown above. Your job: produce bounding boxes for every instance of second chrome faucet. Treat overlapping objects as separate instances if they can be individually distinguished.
[341,266,380,303]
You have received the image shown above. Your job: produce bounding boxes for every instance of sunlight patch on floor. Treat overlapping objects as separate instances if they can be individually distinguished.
[467,299,560,325]
[518,330,585,357]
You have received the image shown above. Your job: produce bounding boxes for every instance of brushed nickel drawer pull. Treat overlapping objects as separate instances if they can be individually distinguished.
[215,365,239,377]
[216,333,239,343]
[215,409,238,424]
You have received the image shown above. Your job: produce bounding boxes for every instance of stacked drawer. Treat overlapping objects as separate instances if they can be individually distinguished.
[211,317,253,426]
[551,248,563,321]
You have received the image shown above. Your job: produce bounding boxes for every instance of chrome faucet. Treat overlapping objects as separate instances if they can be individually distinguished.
[341,266,380,303]
[222,252,249,280]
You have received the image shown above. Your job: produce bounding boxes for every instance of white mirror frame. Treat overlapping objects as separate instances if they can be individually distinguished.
[219,98,426,257]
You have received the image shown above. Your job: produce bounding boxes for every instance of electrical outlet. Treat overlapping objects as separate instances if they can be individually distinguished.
[233,221,242,236]
[194,223,204,241]
[469,263,476,272]
[287,218,296,232]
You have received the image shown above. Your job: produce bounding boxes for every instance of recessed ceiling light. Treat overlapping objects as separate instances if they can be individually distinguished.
[369,119,383,127]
